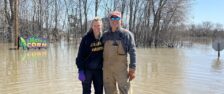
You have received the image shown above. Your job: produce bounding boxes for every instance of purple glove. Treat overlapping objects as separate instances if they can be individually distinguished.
[78,70,85,82]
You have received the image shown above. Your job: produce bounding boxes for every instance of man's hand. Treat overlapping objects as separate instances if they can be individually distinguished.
[128,68,135,81]
[78,70,85,82]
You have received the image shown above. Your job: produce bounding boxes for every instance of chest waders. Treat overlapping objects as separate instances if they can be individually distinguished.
[103,40,130,94]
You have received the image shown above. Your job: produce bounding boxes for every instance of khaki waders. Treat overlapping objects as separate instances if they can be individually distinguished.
[103,40,130,94]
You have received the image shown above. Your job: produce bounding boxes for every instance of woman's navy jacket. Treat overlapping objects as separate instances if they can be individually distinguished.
[76,30,103,71]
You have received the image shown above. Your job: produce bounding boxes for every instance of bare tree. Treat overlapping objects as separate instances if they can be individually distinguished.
[14,0,19,48]
[121,0,126,17]
[128,0,133,30]
[79,0,83,35]
[151,0,168,47]
[95,0,99,16]
[83,0,88,33]
[4,0,15,42]
[1,0,198,48]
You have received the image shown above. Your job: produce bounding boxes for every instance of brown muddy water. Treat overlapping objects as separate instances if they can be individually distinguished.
[0,42,224,94]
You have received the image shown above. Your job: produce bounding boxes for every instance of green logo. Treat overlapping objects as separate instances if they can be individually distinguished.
[19,36,48,49]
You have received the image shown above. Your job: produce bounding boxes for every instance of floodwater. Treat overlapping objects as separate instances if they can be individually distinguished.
[0,42,224,94]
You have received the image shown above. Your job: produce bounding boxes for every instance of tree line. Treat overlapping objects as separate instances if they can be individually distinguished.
[0,0,223,47]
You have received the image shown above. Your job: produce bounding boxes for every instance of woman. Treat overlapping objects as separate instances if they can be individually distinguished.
[76,17,104,94]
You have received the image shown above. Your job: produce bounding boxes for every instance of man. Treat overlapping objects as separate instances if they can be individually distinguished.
[102,11,136,94]
[76,17,104,94]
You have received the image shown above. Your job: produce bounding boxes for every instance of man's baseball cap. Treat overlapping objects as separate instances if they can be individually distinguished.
[109,11,121,18]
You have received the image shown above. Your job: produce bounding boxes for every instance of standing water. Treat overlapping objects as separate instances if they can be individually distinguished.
[0,42,224,94]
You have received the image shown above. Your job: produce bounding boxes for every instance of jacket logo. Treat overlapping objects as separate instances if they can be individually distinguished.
[91,41,103,52]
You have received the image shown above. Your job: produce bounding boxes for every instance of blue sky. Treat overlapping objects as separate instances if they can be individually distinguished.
[191,0,224,25]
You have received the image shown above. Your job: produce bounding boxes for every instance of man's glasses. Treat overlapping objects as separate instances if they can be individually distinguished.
[111,17,121,21]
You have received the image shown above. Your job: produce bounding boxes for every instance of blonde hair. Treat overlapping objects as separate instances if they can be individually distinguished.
[93,16,102,21]
[91,16,102,25]
[89,17,103,32]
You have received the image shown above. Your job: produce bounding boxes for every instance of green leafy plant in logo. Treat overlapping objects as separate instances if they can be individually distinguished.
[19,37,28,49]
